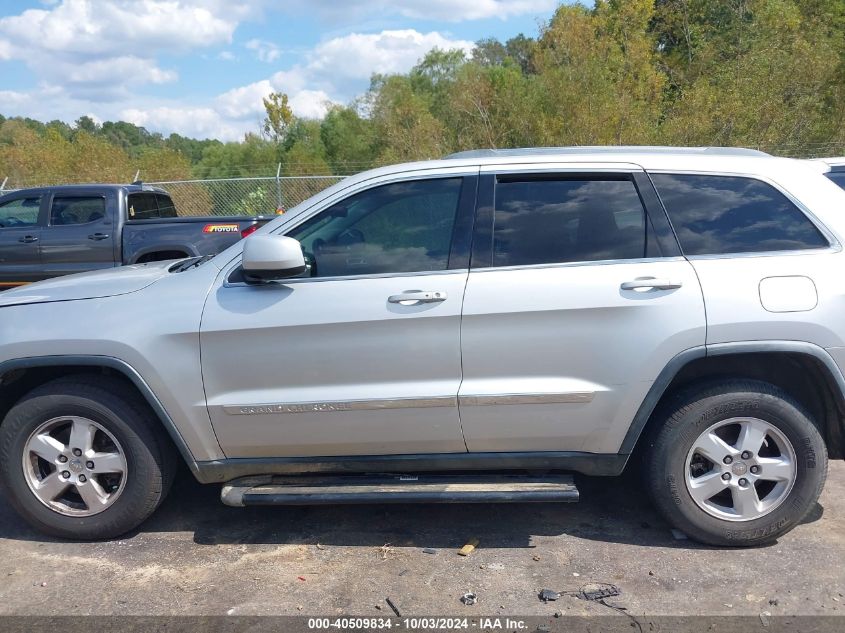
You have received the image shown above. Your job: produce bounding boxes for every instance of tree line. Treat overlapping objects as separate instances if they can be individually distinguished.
[2,0,845,188]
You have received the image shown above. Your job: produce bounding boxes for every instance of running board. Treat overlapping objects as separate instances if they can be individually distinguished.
[221,474,579,507]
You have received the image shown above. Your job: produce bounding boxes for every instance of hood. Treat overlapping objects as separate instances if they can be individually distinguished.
[0,261,174,308]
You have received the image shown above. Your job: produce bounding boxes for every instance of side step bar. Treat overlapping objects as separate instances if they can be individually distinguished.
[221,474,579,507]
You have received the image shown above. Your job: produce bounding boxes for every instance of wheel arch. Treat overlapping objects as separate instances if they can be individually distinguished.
[0,355,200,476]
[624,341,845,461]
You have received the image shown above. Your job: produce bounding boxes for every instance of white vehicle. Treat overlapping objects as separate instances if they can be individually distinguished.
[808,156,845,190]
[0,147,841,545]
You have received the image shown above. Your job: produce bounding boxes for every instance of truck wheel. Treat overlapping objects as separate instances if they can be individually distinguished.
[645,380,827,546]
[0,375,176,540]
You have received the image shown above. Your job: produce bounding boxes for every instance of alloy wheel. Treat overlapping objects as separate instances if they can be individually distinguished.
[22,416,128,517]
[684,417,796,522]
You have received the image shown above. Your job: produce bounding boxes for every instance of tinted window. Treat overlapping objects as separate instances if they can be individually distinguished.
[492,178,655,267]
[127,193,159,220]
[651,174,828,255]
[288,178,462,277]
[0,197,40,227]
[155,194,177,218]
[50,196,106,226]
[826,171,845,190]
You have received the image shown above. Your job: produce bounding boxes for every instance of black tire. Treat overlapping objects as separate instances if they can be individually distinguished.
[0,375,177,539]
[644,379,827,547]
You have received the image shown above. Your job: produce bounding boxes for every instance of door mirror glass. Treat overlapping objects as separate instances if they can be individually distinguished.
[242,235,306,282]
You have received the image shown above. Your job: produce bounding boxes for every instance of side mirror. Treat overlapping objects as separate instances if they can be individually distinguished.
[242,235,306,282]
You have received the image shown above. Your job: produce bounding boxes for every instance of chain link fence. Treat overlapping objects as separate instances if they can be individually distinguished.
[145,175,347,217]
[5,141,845,215]
[0,174,348,217]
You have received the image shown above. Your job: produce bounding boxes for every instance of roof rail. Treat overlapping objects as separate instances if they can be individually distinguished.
[444,146,771,159]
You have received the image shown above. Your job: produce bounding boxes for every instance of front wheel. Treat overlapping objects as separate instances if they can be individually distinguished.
[0,376,176,539]
[645,380,827,546]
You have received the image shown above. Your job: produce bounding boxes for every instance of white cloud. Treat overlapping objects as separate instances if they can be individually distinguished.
[393,0,555,21]
[0,0,523,141]
[288,90,332,119]
[66,56,177,89]
[215,80,275,119]
[0,0,242,99]
[306,30,473,85]
[298,0,555,22]
[121,106,244,141]
[0,0,237,56]
[210,29,472,131]
[246,38,282,63]
[262,29,473,106]
[0,90,32,108]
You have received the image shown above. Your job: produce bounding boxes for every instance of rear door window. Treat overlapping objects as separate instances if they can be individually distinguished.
[491,176,660,267]
[50,196,106,226]
[651,174,828,255]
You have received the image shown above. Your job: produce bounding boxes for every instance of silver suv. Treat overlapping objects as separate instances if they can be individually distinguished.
[0,147,841,546]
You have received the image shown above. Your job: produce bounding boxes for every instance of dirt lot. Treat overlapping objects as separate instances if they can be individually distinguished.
[0,462,842,619]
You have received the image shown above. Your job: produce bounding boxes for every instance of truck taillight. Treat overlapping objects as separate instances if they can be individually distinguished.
[241,224,259,238]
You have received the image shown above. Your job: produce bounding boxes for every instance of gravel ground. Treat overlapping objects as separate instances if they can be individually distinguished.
[0,462,842,618]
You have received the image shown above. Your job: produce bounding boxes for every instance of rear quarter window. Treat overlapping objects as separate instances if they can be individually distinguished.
[650,174,829,256]
[128,193,160,220]
[155,194,177,218]
[825,171,845,190]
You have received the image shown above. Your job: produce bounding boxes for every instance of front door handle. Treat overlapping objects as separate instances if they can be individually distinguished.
[388,290,448,305]
[621,277,683,291]
[18,235,38,243]
[88,233,110,241]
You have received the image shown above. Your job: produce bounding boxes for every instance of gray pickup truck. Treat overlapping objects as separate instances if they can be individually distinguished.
[0,183,266,287]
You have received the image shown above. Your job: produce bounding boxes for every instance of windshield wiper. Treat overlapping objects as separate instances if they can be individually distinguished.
[170,255,213,273]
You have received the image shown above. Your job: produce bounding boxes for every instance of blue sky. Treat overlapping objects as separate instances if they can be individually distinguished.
[0,1,561,141]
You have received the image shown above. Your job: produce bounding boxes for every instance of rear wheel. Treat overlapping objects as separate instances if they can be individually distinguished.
[0,376,176,539]
[645,380,827,546]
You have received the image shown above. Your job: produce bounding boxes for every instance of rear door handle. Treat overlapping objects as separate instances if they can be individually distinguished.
[621,278,683,291]
[18,235,38,243]
[88,233,110,241]
[388,290,447,304]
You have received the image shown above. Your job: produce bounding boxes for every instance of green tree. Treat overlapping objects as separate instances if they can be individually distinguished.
[320,105,378,173]
[282,119,331,175]
[262,92,294,144]
[504,34,537,74]
[135,146,192,182]
[472,38,508,67]
[75,116,99,134]
[445,63,543,149]
[529,2,665,145]
[655,0,842,152]
[369,75,447,162]
[193,133,278,179]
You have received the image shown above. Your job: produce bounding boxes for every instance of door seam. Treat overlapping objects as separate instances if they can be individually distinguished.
[455,172,481,453]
